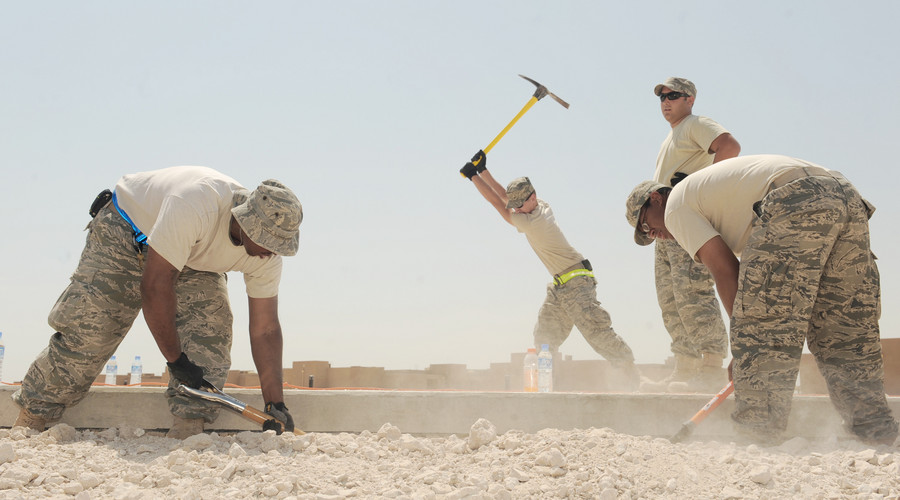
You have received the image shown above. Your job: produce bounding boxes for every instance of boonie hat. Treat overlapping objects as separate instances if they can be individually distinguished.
[653,77,697,97]
[625,180,667,246]
[505,177,535,209]
[232,179,303,256]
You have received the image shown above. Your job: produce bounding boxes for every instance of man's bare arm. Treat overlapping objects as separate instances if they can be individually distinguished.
[141,247,182,362]
[695,236,740,317]
[709,133,741,163]
[248,296,285,404]
[471,173,514,225]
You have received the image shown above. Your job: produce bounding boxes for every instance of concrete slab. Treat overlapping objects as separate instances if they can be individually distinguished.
[1,386,896,441]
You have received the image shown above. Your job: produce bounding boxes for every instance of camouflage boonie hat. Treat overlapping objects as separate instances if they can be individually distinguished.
[626,180,667,246]
[505,177,535,209]
[653,77,697,97]
[232,179,303,256]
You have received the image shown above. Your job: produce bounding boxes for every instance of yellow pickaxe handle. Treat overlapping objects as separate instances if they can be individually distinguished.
[472,95,539,167]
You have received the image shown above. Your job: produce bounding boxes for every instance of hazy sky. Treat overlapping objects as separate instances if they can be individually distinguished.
[2,1,899,383]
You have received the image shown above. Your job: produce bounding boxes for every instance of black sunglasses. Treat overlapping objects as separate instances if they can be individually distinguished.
[659,91,690,102]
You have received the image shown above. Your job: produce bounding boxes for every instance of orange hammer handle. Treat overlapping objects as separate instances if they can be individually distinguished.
[688,381,734,425]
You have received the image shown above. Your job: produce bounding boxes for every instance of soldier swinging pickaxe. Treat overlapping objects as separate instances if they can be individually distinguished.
[463,74,570,175]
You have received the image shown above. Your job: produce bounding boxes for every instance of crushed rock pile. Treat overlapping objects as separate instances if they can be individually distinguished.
[1,418,899,499]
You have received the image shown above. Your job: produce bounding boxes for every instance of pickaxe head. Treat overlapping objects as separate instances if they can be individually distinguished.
[519,74,570,109]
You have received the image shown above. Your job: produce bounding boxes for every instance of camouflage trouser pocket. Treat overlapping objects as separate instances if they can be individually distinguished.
[735,258,796,320]
[47,269,95,333]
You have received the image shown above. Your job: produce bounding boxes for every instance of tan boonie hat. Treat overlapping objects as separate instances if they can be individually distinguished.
[653,77,697,97]
[232,179,303,256]
[625,180,667,246]
[505,177,535,209]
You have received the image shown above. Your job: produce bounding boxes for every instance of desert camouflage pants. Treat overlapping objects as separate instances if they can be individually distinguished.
[13,202,233,422]
[532,275,634,365]
[731,174,898,443]
[654,238,728,360]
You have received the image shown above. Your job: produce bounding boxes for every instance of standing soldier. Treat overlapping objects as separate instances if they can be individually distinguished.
[645,77,741,392]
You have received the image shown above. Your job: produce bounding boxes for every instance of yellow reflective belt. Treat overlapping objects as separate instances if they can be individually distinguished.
[553,269,594,286]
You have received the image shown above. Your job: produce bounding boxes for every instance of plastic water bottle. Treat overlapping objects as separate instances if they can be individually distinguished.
[130,355,142,386]
[523,348,538,392]
[105,356,118,385]
[0,332,5,383]
[538,344,553,393]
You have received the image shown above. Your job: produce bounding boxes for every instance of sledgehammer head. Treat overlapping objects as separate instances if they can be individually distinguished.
[519,74,570,109]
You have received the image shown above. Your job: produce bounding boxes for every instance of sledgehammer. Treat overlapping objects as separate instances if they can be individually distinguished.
[669,381,734,443]
[176,384,303,435]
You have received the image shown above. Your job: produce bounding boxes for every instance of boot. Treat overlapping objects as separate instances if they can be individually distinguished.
[166,416,205,440]
[672,353,727,393]
[14,408,48,432]
[640,354,701,393]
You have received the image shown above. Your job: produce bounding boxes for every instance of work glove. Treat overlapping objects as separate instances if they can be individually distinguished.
[263,402,295,434]
[670,172,688,187]
[470,150,487,173]
[459,161,478,180]
[166,352,207,389]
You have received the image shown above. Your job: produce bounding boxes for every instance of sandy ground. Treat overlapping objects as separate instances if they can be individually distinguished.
[1,420,899,499]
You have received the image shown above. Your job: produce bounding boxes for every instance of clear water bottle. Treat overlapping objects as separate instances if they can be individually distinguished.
[130,355,142,386]
[0,331,5,383]
[105,356,117,385]
[538,344,553,393]
[523,348,538,392]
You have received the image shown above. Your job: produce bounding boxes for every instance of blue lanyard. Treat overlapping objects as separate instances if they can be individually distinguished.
[111,191,148,245]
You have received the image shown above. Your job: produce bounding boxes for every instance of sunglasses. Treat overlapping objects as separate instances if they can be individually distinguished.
[639,205,651,234]
[659,91,690,102]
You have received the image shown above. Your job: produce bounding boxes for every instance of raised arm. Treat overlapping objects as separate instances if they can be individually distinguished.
[460,150,515,225]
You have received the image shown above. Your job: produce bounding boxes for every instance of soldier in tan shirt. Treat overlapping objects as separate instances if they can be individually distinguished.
[461,151,639,390]
[643,77,741,393]
[626,155,898,445]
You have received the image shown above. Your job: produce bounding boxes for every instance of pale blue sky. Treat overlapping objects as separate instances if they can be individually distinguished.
[2,1,899,382]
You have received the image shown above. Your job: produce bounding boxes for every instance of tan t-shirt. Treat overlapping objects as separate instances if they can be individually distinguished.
[510,199,584,276]
[664,154,832,261]
[114,166,283,298]
[654,115,729,186]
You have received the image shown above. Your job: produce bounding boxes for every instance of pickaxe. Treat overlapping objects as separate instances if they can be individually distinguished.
[176,384,302,435]
[468,74,570,170]
[669,381,734,443]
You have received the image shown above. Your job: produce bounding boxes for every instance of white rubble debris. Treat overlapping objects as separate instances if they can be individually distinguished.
[0,420,898,498]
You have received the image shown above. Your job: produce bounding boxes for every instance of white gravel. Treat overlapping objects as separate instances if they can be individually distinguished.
[1,419,899,499]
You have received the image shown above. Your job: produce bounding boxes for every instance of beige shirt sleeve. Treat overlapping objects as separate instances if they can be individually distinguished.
[653,115,729,185]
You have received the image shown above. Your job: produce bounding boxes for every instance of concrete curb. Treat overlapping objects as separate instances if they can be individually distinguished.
[2,386,895,441]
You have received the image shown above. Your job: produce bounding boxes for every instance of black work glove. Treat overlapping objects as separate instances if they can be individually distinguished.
[471,150,487,173]
[670,172,688,187]
[166,352,206,389]
[263,402,295,434]
[459,161,478,180]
